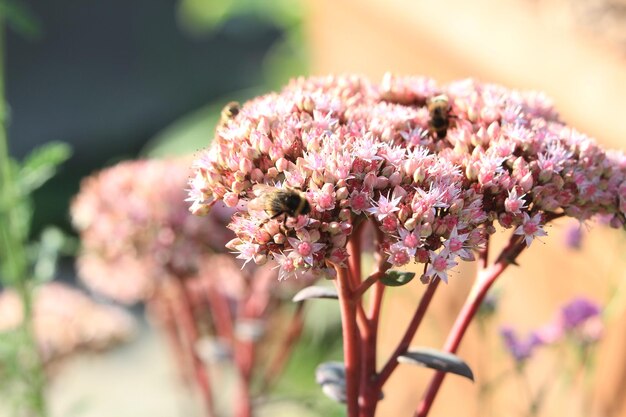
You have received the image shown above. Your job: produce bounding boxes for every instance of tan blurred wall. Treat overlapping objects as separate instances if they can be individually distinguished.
[303,0,626,415]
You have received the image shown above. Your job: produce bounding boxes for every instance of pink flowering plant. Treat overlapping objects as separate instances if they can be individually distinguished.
[72,158,310,417]
[188,74,626,416]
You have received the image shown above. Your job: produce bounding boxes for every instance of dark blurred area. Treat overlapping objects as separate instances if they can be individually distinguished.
[6,0,282,233]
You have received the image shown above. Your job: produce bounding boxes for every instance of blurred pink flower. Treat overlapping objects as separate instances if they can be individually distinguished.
[188,74,626,282]
[0,283,135,362]
[72,158,234,303]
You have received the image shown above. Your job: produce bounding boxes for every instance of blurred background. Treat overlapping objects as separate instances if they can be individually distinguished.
[4,0,626,416]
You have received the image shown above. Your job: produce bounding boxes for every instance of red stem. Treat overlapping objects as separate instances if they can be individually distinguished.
[202,276,235,342]
[258,303,305,392]
[415,236,526,417]
[376,278,440,388]
[167,278,216,417]
[148,293,191,384]
[354,270,385,298]
[335,264,361,417]
[234,338,254,417]
[359,280,385,417]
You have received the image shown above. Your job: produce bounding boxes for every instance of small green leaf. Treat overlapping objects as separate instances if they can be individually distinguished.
[18,142,71,194]
[398,347,474,382]
[380,270,416,287]
[32,227,65,284]
[0,0,42,39]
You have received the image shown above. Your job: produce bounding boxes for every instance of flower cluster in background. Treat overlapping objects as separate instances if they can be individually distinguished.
[0,282,135,363]
[188,74,626,282]
[71,158,311,416]
[71,158,233,303]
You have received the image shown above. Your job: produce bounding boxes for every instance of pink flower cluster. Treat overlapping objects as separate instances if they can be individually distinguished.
[0,283,135,362]
[72,159,234,303]
[188,74,626,282]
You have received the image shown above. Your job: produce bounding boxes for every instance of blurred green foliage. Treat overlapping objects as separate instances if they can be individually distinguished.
[144,0,308,157]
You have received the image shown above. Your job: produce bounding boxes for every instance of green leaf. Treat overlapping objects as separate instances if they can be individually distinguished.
[398,347,474,381]
[177,0,236,34]
[17,142,71,195]
[0,0,42,39]
[31,227,65,284]
[380,270,416,287]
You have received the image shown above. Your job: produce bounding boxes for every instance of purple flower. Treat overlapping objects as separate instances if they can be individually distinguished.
[560,297,601,331]
[563,221,583,250]
[500,326,544,364]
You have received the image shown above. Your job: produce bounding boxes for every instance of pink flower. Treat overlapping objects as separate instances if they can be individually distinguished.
[444,227,475,261]
[425,250,457,283]
[72,159,235,303]
[187,74,626,279]
[287,229,326,266]
[367,191,402,221]
[0,283,135,362]
[504,188,527,214]
[387,242,416,267]
[514,213,548,247]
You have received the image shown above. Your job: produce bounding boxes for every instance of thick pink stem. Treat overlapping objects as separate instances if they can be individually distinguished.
[415,237,525,417]
[234,338,254,417]
[335,264,361,417]
[376,278,440,388]
[167,278,216,417]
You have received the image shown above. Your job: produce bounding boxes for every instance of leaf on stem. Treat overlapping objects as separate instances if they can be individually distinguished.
[32,227,65,284]
[398,347,474,381]
[315,361,346,403]
[292,286,338,302]
[18,142,71,195]
[380,270,415,287]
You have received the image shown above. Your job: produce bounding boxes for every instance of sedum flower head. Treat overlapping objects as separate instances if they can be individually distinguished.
[72,159,234,303]
[0,283,135,362]
[189,74,626,281]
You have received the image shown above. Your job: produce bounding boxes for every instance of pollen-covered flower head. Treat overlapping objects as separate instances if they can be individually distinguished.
[189,74,626,281]
[72,159,234,303]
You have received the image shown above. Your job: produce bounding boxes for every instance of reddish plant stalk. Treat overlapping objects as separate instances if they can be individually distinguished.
[415,236,526,417]
[335,263,361,417]
[166,278,216,417]
[258,303,306,392]
[149,293,192,385]
[201,277,235,342]
[234,338,255,417]
[375,278,440,389]
[360,280,384,417]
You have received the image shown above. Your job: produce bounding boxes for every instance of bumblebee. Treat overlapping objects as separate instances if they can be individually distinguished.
[427,94,451,139]
[248,185,311,219]
[218,101,240,127]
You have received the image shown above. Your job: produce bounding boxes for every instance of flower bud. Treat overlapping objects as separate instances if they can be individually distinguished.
[520,172,534,192]
[336,187,349,201]
[254,254,268,265]
[538,170,552,183]
[404,217,417,231]
[389,171,402,187]
[276,157,290,172]
[223,192,239,207]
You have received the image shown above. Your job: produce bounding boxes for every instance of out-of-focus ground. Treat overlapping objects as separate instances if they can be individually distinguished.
[46,321,201,417]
